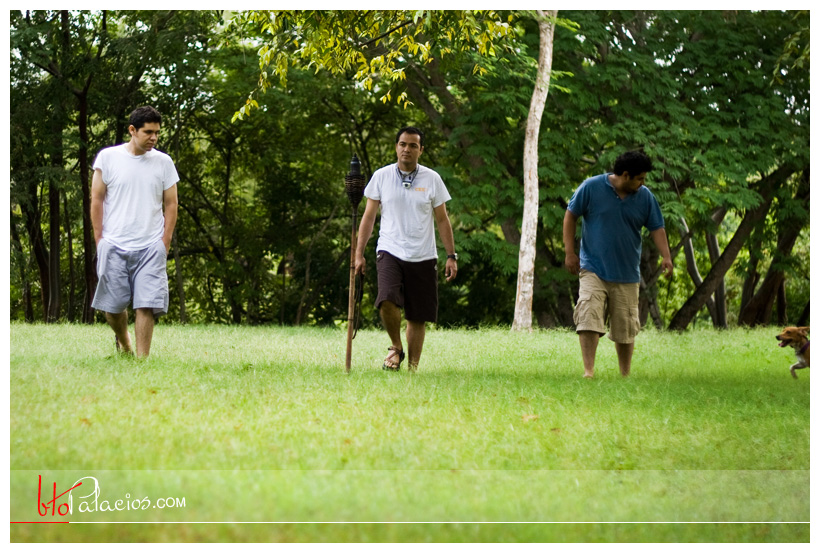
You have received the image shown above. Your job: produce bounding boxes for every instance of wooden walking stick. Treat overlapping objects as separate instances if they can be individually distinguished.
[344,155,366,373]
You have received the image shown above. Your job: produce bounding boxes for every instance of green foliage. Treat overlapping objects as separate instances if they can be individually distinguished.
[9,10,810,329]
[229,10,518,119]
[772,10,810,85]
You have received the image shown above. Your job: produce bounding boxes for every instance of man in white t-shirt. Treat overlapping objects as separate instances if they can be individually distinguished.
[354,127,458,373]
[90,106,179,357]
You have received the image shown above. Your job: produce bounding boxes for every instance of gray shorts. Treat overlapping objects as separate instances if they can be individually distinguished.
[92,238,169,316]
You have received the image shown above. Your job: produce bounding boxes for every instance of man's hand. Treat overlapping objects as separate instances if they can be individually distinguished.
[660,256,674,278]
[649,228,674,279]
[354,254,366,276]
[444,258,457,282]
[564,252,580,275]
[163,236,172,255]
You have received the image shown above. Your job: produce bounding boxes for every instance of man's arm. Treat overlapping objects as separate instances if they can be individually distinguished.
[354,198,380,275]
[90,169,106,247]
[162,184,179,254]
[563,209,580,275]
[650,227,674,277]
[434,202,457,282]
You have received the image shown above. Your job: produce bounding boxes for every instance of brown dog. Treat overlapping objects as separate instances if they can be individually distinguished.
[776,326,810,379]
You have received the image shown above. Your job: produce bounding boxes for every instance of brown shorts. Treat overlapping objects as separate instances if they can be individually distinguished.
[375,250,439,322]
[574,269,640,343]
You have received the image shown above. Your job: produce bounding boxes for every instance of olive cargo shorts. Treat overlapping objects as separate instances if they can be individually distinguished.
[574,269,640,343]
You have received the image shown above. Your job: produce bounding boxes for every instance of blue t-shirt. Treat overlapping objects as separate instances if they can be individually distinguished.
[567,173,665,283]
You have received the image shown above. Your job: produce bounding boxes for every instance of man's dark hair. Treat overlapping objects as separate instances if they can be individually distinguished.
[129,106,162,130]
[613,150,653,177]
[396,126,424,147]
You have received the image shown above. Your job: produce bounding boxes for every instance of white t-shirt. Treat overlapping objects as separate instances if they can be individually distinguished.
[363,163,451,262]
[93,144,179,251]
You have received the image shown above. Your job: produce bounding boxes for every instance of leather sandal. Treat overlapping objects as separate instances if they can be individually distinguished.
[382,346,405,371]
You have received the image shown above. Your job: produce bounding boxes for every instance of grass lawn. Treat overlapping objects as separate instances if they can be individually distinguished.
[9,323,809,542]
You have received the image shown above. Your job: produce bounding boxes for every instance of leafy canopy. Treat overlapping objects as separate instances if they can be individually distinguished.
[228,10,518,120]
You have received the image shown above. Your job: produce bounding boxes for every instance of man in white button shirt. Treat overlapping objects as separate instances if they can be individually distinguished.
[90,106,179,357]
[354,127,458,373]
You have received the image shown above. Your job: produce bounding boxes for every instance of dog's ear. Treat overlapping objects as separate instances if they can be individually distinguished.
[799,326,810,337]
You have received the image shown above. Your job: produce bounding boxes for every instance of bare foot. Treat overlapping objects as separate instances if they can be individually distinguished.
[115,336,134,356]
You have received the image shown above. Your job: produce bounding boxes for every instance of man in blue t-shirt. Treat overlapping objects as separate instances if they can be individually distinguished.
[563,150,673,378]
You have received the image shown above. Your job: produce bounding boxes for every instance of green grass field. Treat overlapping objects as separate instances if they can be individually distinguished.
[9,323,809,542]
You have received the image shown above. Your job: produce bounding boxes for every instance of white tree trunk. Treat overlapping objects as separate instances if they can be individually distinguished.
[512,9,558,332]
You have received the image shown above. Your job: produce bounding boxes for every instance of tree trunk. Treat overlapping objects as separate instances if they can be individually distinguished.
[706,206,728,327]
[11,217,34,322]
[512,9,557,332]
[21,180,50,319]
[78,89,97,323]
[739,253,760,316]
[776,280,787,326]
[668,165,796,330]
[797,301,809,326]
[47,112,63,323]
[62,190,77,322]
[678,216,718,324]
[737,169,809,326]
[639,242,663,329]
[172,230,187,323]
[738,272,784,327]
[705,232,727,327]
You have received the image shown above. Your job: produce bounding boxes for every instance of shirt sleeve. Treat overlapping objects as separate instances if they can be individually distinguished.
[646,193,665,231]
[431,172,451,208]
[164,158,180,190]
[567,181,589,216]
[363,171,381,201]
[92,149,106,176]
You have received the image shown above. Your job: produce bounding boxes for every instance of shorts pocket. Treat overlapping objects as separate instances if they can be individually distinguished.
[574,288,606,332]
[95,239,107,273]
[573,290,594,327]
[157,238,168,259]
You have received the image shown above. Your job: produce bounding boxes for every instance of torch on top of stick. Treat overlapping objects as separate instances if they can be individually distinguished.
[344,154,367,210]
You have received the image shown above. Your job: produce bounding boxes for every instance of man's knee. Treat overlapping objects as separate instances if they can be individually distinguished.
[104,310,127,321]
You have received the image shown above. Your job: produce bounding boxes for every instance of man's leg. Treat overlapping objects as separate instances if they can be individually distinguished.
[401,257,437,373]
[380,300,404,368]
[406,320,426,372]
[105,310,133,354]
[574,271,608,379]
[131,240,171,358]
[579,331,599,378]
[134,308,155,358]
[615,342,635,377]
[609,280,640,377]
